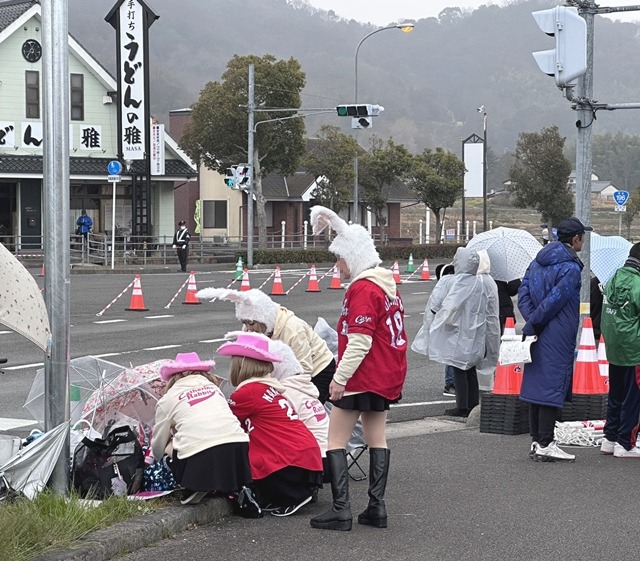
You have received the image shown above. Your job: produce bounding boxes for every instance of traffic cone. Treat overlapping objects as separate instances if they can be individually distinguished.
[597,334,609,392]
[234,257,244,280]
[40,263,45,277]
[183,272,201,305]
[271,266,285,295]
[126,274,149,311]
[492,317,523,395]
[572,317,602,394]
[306,264,321,292]
[328,265,343,289]
[420,258,431,281]
[392,261,402,284]
[239,269,251,292]
[405,253,415,273]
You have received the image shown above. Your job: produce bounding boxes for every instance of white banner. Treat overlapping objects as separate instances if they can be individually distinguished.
[150,123,165,175]
[463,141,484,198]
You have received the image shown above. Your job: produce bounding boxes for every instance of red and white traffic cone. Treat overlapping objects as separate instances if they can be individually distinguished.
[597,334,609,393]
[392,261,402,284]
[271,266,285,296]
[492,318,522,395]
[572,317,602,394]
[328,265,343,290]
[240,269,251,292]
[306,264,321,292]
[183,272,201,305]
[420,258,431,281]
[126,274,149,312]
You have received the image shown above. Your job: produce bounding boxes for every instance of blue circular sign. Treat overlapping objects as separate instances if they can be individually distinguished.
[107,160,122,175]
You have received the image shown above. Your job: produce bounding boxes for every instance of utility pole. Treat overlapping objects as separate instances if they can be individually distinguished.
[247,64,255,268]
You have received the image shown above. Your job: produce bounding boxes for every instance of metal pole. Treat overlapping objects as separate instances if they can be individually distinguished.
[42,0,71,494]
[461,137,466,241]
[575,3,594,323]
[111,180,117,270]
[482,110,488,231]
[247,64,255,267]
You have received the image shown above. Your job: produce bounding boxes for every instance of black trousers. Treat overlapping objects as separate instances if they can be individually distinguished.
[604,363,640,450]
[176,247,188,271]
[452,366,479,411]
[529,404,560,447]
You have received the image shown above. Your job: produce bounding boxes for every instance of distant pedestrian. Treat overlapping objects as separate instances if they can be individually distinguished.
[76,209,92,239]
[518,217,592,463]
[599,242,640,458]
[173,220,191,272]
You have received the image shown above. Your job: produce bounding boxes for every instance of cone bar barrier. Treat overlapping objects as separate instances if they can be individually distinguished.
[239,269,251,292]
[183,272,201,305]
[126,274,149,311]
[492,317,523,395]
[285,269,311,295]
[405,253,415,273]
[234,257,244,280]
[255,270,275,291]
[328,265,343,289]
[572,317,603,394]
[306,264,321,292]
[96,277,136,316]
[269,267,285,295]
[597,334,609,392]
[164,276,191,309]
[392,261,402,284]
[420,258,431,281]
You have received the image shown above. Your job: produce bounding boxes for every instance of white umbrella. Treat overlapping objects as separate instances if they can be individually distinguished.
[0,242,50,351]
[590,233,632,285]
[466,227,542,282]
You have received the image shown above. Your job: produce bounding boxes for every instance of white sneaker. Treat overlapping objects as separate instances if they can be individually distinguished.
[613,443,640,458]
[600,439,616,455]
[533,441,575,462]
[529,441,538,459]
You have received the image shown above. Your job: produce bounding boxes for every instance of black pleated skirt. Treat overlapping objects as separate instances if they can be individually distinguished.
[331,391,400,411]
[253,466,324,507]
[169,441,251,494]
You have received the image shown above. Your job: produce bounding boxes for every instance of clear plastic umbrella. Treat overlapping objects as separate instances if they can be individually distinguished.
[466,227,542,282]
[590,233,632,285]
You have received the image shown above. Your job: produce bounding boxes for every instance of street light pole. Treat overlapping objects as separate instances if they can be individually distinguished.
[478,105,488,231]
[352,22,414,225]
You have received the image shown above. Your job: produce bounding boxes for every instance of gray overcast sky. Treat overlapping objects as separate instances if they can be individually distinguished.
[304,0,640,26]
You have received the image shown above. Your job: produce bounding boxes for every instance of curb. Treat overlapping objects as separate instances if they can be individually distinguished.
[31,497,232,561]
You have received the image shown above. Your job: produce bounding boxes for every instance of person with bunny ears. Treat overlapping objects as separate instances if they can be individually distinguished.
[219,332,324,517]
[307,206,407,532]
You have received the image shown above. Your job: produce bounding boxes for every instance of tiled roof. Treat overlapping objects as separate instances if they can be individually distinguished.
[0,155,196,177]
[0,0,36,32]
[262,171,315,199]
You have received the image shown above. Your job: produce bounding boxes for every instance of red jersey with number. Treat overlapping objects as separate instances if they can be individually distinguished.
[337,271,407,400]
[228,379,322,480]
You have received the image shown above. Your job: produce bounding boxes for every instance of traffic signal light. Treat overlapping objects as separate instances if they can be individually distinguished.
[336,104,384,117]
[235,165,250,189]
[352,117,372,129]
[532,6,587,88]
[224,167,236,187]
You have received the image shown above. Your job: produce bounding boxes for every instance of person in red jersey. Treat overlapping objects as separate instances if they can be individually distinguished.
[308,206,407,532]
[220,332,323,518]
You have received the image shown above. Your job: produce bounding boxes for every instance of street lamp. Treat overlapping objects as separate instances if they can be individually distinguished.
[352,22,414,225]
[478,105,488,231]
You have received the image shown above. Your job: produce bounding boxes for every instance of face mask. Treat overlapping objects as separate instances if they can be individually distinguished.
[180,225,186,230]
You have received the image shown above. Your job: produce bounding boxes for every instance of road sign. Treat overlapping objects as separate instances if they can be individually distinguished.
[107,174,121,182]
[107,160,122,176]
[613,190,630,206]
[615,205,627,212]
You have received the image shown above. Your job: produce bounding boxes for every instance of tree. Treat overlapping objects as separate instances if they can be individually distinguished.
[407,147,465,244]
[179,54,306,248]
[301,125,358,213]
[358,138,413,239]
[508,126,573,230]
[622,187,640,239]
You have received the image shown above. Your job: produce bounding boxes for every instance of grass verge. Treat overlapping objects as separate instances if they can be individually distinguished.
[0,490,159,561]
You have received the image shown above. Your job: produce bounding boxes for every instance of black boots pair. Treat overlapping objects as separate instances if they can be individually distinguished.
[310,447,390,531]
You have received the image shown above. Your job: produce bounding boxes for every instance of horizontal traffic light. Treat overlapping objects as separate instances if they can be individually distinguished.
[336,104,384,117]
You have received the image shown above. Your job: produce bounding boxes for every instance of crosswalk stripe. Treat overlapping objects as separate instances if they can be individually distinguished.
[0,417,37,430]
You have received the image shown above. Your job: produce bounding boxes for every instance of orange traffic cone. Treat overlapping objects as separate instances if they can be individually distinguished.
[597,334,609,393]
[239,269,251,292]
[328,265,343,289]
[183,272,201,305]
[392,261,402,284]
[306,264,321,292]
[420,258,431,281]
[492,317,523,395]
[40,263,45,277]
[572,317,602,394]
[126,274,149,311]
[271,266,285,295]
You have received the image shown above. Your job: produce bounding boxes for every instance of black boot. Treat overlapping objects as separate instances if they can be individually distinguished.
[310,449,352,531]
[357,448,390,528]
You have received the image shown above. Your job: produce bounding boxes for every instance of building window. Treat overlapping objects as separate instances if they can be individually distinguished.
[70,74,84,121]
[25,71,39,119]
[203,200,228,229]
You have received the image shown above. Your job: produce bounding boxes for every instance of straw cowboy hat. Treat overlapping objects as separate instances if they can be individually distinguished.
[217,332,283,363]
[160,352,216,382]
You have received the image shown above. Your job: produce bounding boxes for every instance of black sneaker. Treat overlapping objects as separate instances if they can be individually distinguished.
[271,495,312,517]
[443,385,456,396]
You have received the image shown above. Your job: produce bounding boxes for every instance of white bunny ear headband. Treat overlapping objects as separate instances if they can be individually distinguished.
[309,205,349,236]
[196,287,244,302]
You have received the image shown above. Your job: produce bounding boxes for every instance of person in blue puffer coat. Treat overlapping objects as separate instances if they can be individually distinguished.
[518,217,591,463]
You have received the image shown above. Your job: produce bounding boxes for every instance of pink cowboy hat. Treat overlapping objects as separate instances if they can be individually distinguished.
[160,352,216,381]
[217,332,283,363]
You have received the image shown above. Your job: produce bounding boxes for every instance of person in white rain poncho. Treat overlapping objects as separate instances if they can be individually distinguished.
[412,247,500,417]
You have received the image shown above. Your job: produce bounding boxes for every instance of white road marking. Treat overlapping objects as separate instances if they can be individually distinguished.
[199,338,229,343]
[94,319,127,324]
[2,362,44,371]
[0,330,13,335]
[143,344,181,351]
[0,417,38,430]
[144,315,174,319]
[93,352,124,358]
[391,399,456,408]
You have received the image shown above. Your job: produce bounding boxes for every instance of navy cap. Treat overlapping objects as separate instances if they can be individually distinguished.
[557,217,593,238]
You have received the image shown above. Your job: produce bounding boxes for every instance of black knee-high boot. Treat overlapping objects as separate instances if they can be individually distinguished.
[357,448,390,528]
[310,449,352,531]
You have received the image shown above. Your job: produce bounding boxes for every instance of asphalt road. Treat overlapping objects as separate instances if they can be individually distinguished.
[0,262,459,435]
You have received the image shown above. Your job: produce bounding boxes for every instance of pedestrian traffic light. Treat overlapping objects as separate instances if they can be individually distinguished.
[352,117,372,129]
[235,165,250,189]
[532,6,587,88]
[336,104,384,118]
[224,167,236,188]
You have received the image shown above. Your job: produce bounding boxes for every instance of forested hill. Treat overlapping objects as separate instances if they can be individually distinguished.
[69,0,640,155]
